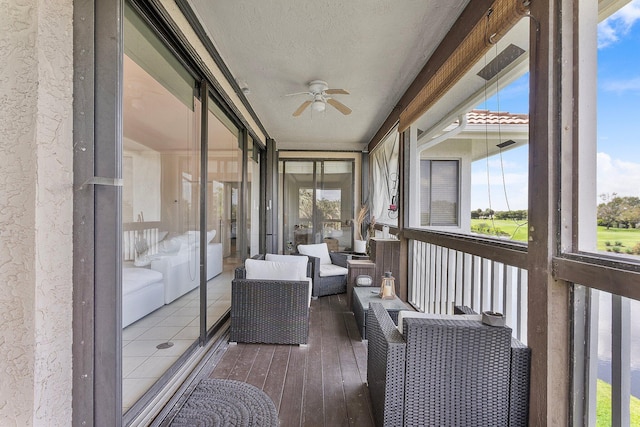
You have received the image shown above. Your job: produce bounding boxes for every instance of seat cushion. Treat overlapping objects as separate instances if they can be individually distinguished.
[319,263,348,277]
[297,243,331,265]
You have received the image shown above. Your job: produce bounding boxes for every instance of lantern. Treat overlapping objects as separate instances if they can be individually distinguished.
[379,271,396,300]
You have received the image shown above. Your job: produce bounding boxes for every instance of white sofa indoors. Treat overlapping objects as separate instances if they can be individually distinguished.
[122,267,164,327]
[150,230,223,304]
[122,230,224,327]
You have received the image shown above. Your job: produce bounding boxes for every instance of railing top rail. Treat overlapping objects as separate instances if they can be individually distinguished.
[404,228,528,269]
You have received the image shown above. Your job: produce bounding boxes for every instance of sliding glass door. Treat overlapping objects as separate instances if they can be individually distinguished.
[121,2,256,415]
[123,3,201,412]
[281,160,354,254]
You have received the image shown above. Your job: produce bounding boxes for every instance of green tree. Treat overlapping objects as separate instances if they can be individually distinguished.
[597,193,620,229]
[597,194,640,229]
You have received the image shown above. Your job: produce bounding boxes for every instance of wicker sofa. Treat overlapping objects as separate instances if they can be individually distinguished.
[366,302,530,427]
[230,254,312,345]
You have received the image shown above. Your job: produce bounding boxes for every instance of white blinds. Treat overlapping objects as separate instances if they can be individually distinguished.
[421,160,459,226]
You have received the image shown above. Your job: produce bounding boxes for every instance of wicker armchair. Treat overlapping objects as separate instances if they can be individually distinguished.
[297,243,349,298]
[366,303,530,427]
[230,255,311,345]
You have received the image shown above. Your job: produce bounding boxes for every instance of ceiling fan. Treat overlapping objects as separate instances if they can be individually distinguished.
[287,80,352,117]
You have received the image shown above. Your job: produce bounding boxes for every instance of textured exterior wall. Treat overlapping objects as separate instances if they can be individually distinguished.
[0,0,74,425]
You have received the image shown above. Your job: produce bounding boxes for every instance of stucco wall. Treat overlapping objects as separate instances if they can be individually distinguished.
[0,0,74,425]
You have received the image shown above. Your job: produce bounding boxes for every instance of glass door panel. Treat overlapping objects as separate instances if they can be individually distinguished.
[282,160,354,254]
[283,161,314,253]
[317,161,354,251]
[247,137,261,257]
[122,2,199,413]
[205,99,242,330]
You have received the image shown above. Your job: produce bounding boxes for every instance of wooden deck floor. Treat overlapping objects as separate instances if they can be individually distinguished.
[208,294,375,427]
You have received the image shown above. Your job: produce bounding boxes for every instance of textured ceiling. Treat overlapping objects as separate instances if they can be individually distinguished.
[187,0,470,151]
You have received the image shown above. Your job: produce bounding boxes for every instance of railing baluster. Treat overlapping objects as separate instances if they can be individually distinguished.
[406,238,528,339]
[611,295,631,426]
[505,264,513,330]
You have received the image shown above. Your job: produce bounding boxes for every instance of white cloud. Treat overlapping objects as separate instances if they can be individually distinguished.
[598,0,640,48]
[471,169,528,211]
[597,152,640,197]
[602,76,640,93]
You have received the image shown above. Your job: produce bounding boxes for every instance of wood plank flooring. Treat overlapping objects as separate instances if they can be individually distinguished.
[209,294,375,427]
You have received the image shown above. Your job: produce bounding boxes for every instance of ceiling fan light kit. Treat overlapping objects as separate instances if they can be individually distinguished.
[312,100,326,112]
[288,80,352,117]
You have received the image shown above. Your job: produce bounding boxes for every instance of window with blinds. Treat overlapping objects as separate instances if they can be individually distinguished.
[420,160,459,226]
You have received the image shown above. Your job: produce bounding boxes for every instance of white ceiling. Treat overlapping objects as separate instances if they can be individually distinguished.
[187,0,471,151]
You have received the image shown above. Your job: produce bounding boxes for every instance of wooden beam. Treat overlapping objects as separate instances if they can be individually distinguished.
[527,0,570,423]
[553,256,640,301]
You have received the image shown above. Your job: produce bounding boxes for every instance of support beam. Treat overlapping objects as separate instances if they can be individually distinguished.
[526,0,570,424]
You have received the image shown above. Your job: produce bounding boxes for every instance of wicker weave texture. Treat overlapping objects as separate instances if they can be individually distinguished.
[509,338,531,427]
[230,266,309,345]
[307,253,348,297]
[367,303,530,427]
[367,303,406,427]
[404,318,511,427]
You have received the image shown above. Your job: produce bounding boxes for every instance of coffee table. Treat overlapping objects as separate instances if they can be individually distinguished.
[352,286,410,340]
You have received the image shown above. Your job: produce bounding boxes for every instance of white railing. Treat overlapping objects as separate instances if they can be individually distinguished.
[408,239,528,343]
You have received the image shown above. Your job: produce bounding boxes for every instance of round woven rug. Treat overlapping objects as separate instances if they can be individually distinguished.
[170,379,278,426]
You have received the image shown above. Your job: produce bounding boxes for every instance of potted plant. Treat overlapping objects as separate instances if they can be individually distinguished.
[353,205,368,254]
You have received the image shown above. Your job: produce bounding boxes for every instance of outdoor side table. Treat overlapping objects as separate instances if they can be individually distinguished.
[352,286,410,340]
[347,259,375,307]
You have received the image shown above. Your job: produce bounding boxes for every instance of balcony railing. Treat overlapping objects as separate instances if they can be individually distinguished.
[406,231,640,424]
[407,237,529,344]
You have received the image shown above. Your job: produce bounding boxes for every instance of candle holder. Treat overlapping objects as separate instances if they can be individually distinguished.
[379,271,396,300]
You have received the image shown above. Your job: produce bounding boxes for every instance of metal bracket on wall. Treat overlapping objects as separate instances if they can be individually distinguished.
[78,176,123,190]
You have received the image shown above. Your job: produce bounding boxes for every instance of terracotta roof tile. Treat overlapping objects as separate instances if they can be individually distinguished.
[466,109,529,125]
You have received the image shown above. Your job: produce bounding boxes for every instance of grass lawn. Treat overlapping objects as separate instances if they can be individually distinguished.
[470,219,529,242]
[470,220,640,253]
[596,226,640,253]
[596,379,640,426]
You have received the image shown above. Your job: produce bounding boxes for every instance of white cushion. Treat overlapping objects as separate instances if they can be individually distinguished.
[319,264,348,277]
[396,311,482,335]
[265,254,309,280]
[245,259,312,307]
[297,243,331,265]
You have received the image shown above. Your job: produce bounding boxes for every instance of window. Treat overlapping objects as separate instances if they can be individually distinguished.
[407,19,530,240]
[577,0,640,260]
[420,160,459,226]
[568,1,640,424]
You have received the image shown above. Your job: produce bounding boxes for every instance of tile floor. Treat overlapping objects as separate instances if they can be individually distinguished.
[122,268,233,412]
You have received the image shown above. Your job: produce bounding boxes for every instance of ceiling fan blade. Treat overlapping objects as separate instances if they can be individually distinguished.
[325,88,350,95]
[285,91,312,97]
[326,98,352,115]
[292,100,312,117]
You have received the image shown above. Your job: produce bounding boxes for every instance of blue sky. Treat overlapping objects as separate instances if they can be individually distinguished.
[470,0,640,211]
